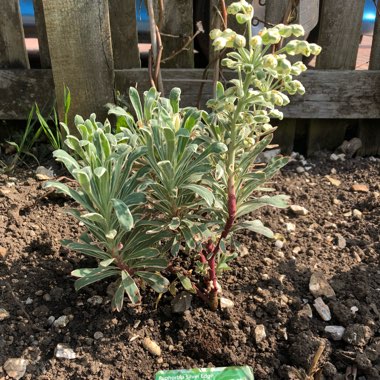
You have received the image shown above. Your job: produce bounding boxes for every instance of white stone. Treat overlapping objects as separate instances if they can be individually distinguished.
[353,209,362,219]
[351,306,359,314]
[296,166,305,174]
[3,358,28,380]
[87,295,103,305]
[0,308,10,321]
[325,326,345,341]
[94,331,104,340]
[25,297,33,305]
[290,205,309,216]
[53,315,70,328]
[220,297,234,309]
[254,325,267,343]
[309,273,336,299]
[292,246,301,254]
[286,223,296,232]
[313,297,332,321]
[330,153,339,161]
[275,240,284,249]
[35,166,55,181]
[54,344,76,359]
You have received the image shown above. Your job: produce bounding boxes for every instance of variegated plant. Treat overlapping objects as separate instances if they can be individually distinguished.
[45,115,170,311]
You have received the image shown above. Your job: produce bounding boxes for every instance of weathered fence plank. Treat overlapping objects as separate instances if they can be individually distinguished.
[0,70,54,119]
[42,0,114,124]
[109,0,140,69]
[308,0,365,155]
[0,0,29,69]
[2,69,380,120]
[358,5,380,156]
[155,0,194,68]
[33,0,51,68]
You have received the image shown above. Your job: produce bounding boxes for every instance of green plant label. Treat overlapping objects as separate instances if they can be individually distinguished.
[155,366,254,380]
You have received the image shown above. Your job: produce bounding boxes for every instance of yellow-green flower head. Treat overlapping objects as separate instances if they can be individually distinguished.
[234,34,246,48]
[213,36,227,50]
[263,54,278,69]
[309,43,322,55]
[210,28,222,40]
[250,35,262,48]
[262,123,273,132]
[292,61,307,72]
[260,27,281,45]
[276,24,293,38]
[276,58,292,75]
[227,2,243,14]
[271,92,284,106]
[269,109,284,120]
[243,4,254,18]
[236,13,251,24]
[298,41,312,56]
[293,80,305,95]
[291,24,305,37]
[221,58,238,69]
[284,40,299,55]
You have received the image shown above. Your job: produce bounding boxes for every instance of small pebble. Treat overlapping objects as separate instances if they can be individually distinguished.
[353,209,362,219]
[3,358,28,380]
[220,297,234,309]
[290,205,309,216]
[285,223,296,232]
[313,297,332,321]
[54,343,76,359]
[94,332,104,340]
[53,315,70,328]
[254,325,267,343]
[87,296,103,306]
[142,338,161,356]
[325,326,345,341]
[296,166,305,174]
[275,240,284,249]
[0,308,10,321]
[351,184,369,193]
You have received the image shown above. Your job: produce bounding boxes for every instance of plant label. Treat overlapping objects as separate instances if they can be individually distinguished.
[155,366,254,380]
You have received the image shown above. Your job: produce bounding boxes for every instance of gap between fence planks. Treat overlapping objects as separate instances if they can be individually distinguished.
[33,0,51,68]
[358,3,380,156]
[307,0,365,155]
[154,0,194,68]
[109,0,140,69]
[0,0,29,69]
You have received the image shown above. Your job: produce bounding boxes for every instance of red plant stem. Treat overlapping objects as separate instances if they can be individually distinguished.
[206,176,237,310]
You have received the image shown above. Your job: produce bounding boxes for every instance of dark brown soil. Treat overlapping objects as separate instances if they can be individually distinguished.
[1,153,380,380]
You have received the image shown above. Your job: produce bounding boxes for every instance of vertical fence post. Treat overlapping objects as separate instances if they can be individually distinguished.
[109,0,140,69]
[42,0,114,126]
[307,0,365,155]
[155,0,194,68]
[0,0,29,68]
[33,0,51,68]
[358,5,380,156]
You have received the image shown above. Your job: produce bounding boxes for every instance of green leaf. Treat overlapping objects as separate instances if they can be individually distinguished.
[136,272,169,293]
[236,194,289,218]
[112,199,134,232]
[99,258,115,267]
[177,272,196,293]
[168,217,181,230]
[182,184,215,207]
[133,258,168,270]
[63,241,109,260]
[52,149,80,173]
[169,87,181,113]
[94,166,107,178]
[81,212,106,224]
[127,247,161,260]
[72,267,119,291]
[129,87,143,121]
[106,229,117,239]
[112,280,125,312]
[236,220,274,238]
[121,271,141,304]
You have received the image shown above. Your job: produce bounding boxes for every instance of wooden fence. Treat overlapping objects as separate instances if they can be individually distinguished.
[0,0,380,155]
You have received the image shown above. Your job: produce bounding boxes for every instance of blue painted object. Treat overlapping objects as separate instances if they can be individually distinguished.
[18,0,379,36]
[362,0,378,34]
[19,0,150,33]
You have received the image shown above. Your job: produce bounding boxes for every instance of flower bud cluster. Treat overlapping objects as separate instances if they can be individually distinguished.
[284,40,322,56]
[210,28,246,51]
[259,24,305,45]
[227,0,254,24]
